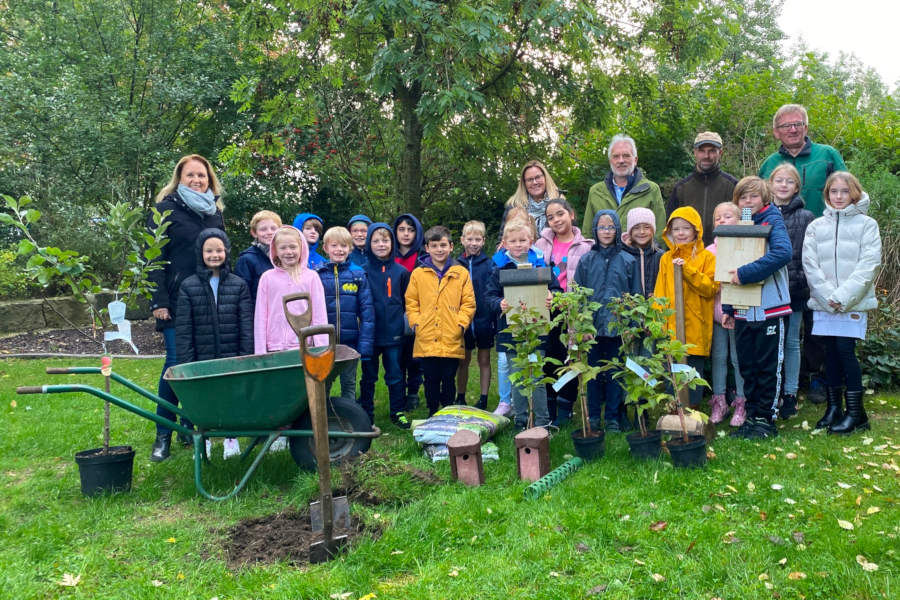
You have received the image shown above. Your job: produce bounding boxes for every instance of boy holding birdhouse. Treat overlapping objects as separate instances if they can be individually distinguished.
[721,176,792,439]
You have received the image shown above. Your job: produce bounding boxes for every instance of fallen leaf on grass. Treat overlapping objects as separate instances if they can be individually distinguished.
[862,437,873,445]
[837,519,854,530]
[801,420,810,430]
[390,550,403,555]
[788,571,807,580]
[588,585,607,595]
[785,452,797,460]
[358,594,377,600]
[856,555,879,571]
[856,495,862,506]
[759,511,767,521]
[549,571,560,578]
[866,506,880,515]
[746,482,755,492]
[329,594,352,600]
[771,483,783,490]
[634,558,646,565]
[792,531,805,544]
[58,573,80,587]
[9,400,16,408]
[448,569,459,577]
[758,573,769,581]
[176,573,184,580]
[165,537,177,544]
[837,482,853,489]
[722,531,740,544]
[651,573,665,582]
[777,557,787,566]
[650,521,668,532]
[768,535,786,545]
[784,498,796,505]
[576,543,591,553]
[726,484,738,493]
[151,580,164,587]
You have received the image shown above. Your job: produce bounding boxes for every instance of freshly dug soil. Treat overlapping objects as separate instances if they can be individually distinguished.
[0,319,165,356]
[224,510,375,568]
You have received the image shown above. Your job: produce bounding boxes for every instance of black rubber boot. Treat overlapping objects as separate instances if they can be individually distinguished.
[829,389,869,435]
[150,433,171,462]
[475,395,488,410]
[816,387,844,430]
[176,430,194,447]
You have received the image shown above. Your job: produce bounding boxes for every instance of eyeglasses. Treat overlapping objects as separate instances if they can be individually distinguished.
[596,225,617,232]
[524,174,544,184]
[775,121,806,130]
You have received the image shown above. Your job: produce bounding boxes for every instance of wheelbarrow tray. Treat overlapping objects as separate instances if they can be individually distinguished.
[164,346,359,430]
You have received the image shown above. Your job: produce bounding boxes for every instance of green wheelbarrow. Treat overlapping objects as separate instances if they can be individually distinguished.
[17,323,380,501]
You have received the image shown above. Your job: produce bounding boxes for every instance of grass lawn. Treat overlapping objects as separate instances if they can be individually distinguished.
[1,356,898,599]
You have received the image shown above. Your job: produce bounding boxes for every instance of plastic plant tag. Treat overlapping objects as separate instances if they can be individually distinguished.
[107,300,127,324]
[625,357,658,386]
[553,366,582,392]
[105,320,139,354]
[671,362,700,381]
[528,353,538,363]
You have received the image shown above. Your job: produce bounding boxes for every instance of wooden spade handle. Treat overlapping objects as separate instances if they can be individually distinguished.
[282,292,313,335]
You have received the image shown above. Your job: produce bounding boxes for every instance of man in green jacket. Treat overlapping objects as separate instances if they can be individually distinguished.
[758,104,846,217]
[582,134,666,239]
[667,131,738,246]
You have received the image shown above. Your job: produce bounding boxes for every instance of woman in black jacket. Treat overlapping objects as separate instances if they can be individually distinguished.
[148,155,226,462]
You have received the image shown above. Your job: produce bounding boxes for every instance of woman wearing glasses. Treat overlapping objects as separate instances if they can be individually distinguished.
[505,160,564,234]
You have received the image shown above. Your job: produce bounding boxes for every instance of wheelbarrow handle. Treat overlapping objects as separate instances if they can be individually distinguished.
[17,386,45,394]
[282,292,313,335]
[46,367,74,374]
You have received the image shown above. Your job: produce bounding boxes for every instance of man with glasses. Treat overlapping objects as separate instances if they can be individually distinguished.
[759,104,846,405]
[582,134,665,240]
[667,131,738,246]
[759,104,846,217]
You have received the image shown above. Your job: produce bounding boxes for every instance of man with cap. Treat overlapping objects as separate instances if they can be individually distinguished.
[667,131,738,246]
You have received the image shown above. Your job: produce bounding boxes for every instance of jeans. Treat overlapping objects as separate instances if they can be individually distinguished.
[508,350,549,428]
[783,311,803,394]
[497,351,511,405]
[420,357,459,413]
[326,357,359,406]
[359,345,403,419]
[711,323,745,397]
[822,336,861,391]
[156,327,193,436]
[586,337,623,424]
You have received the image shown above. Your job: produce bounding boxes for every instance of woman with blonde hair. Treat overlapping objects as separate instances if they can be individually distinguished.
[506,160,563,234]
[148,154,226,462]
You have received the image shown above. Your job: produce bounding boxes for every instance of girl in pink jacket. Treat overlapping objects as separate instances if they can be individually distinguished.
[254,226,328,354]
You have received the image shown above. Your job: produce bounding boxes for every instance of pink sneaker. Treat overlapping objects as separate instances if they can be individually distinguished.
[709,394,729,424]
[493,402,512,417]
[730,396,747,427]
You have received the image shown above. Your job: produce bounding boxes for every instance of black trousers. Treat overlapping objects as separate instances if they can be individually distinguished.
[735,317,785,422]
[420,357,459,413]
[822,336,861,391]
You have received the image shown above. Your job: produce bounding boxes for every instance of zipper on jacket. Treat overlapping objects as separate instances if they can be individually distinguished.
[333,264,341,343]
[833,213,840,284]
[384,265,392,297]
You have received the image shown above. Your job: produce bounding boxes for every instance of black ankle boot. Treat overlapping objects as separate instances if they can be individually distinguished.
[150,433,171,462]
[816,387,844,429]
[829,389,869,434]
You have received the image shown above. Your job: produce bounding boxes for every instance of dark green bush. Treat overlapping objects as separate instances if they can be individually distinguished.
[857,291,900,390]
[0,247,45,299]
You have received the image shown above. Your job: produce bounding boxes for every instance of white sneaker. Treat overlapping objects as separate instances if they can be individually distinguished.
[493,402,512,417]
[270,437,288,452]
[205,438,212,460]
[223,438,241,459]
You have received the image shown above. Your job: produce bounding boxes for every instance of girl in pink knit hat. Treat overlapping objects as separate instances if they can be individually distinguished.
[621,207,664,298]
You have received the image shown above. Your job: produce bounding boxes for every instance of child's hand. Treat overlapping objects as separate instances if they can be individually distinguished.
[500,298,509,312]
[672,258,685,266]
[721,314,734,329]
[828,300,842,311]
[728,269,741,285]
[545,291,553,309]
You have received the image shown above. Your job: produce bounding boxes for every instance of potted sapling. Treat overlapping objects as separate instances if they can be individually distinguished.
[4,194,170,494]
[602,293,672,459]
[505,304,555,431]
[549,284,606,460]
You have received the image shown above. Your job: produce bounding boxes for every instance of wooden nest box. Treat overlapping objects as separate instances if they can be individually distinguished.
[499,265,552,320]
[713,215,771,308]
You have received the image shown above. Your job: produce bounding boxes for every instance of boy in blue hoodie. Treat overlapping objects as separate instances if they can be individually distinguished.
[348,214,372,267]
[360,223,412,428]
[393,213,425,409]
[723,177,792,439]
[574,209,641,432]
[455,220,495,409]
[485,218,562,430]
[292,213,326,268]
[317,226,375,421]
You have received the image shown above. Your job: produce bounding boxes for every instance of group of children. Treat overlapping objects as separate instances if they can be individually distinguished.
[174,168,880,453]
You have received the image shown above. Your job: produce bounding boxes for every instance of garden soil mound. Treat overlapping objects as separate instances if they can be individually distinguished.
[224,510,374,568]
[0,319,165,355]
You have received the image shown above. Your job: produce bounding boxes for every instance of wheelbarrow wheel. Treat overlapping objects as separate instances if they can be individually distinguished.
[290,396,373,471]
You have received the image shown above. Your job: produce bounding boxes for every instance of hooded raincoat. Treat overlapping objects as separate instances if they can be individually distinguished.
[406,256,475,359]
[291,213,326,268]
[393,213,425,273]
[364,223,410,346]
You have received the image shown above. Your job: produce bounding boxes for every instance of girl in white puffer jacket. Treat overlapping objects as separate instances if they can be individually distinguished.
[802,172,881,435]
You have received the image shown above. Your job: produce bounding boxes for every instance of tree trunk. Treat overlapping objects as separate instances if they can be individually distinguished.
[396,84,424,217]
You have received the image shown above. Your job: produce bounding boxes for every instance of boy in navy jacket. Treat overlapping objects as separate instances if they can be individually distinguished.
[723,176,792,439]
[317,226,375,421]
[235,210,282,307]
[361,223,411,428]
[455,220,495,409]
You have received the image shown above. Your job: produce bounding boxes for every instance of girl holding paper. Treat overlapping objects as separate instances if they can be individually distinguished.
[802,172,881,434]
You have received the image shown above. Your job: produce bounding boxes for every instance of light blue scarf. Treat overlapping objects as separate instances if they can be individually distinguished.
[177,184,217,216]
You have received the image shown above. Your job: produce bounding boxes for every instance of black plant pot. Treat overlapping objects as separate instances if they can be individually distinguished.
[572,429,605,461]
[74,446,135,496]
[626,430,662,459]
[667,435,707,468]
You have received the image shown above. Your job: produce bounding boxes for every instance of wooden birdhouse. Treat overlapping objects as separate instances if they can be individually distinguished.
[499,265,552,320]
[713,209,771,307]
